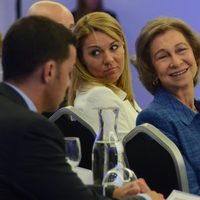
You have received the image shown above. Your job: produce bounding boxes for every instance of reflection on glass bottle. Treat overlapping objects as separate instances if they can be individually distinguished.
[102,139,137,187]
[92,107,119,185]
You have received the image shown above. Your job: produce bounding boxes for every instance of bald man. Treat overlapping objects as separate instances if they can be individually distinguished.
[28,0,74,29]
[28,1,75,108]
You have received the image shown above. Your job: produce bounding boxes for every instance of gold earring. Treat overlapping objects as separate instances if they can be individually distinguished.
[153,78,159,86]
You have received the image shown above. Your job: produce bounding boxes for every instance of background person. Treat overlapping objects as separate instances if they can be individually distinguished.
[28,0,75,29]
[72,0,117,22]
[28,0,75,108]
[135,17,200,195]
[68,12,141,139]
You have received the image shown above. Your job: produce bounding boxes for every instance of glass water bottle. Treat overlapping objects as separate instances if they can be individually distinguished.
[92,107,119,185]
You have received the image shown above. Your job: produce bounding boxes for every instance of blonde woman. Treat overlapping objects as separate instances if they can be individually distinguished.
[68,12,141,139]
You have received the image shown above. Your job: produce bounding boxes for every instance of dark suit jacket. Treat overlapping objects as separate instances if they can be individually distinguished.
[0,83,145,200]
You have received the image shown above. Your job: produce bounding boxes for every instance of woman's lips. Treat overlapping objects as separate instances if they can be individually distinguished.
[169,67,189,77]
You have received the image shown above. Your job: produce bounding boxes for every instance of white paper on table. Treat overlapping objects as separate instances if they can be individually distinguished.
[75,167,93,185]
[167,190,200,200]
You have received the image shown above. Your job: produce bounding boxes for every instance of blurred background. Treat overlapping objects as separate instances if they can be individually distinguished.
[0,0,200,108]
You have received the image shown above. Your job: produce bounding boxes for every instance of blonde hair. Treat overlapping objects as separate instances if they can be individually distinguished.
[68,12,135,107]
[135,17,200,95]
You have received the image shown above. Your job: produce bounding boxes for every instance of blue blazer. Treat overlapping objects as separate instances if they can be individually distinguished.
[136,87,200,195]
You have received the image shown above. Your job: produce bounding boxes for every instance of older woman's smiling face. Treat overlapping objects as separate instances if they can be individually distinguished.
[150,29,197,93]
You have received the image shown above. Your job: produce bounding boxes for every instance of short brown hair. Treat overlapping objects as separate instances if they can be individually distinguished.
[2,16,76,81]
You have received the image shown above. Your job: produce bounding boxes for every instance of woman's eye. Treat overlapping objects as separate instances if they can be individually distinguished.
[177,47,187,53]
[111,44,119,51]
[157,54,168,60]
[90,49,100,57]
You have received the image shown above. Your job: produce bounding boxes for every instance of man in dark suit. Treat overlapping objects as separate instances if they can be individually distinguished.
[0,15,164,200]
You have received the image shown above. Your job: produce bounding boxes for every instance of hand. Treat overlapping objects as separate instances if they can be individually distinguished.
[133,178,151,193]
[135,178,164,200]
[112,178,165,200]
[146,191,165,200]
[136,178,165,200]
[112,181,141,199]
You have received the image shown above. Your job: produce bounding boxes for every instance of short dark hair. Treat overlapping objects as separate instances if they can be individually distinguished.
[2,15,76,81]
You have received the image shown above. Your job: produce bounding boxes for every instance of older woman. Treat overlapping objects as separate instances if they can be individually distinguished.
[135,17,200,195]
[68,12,141,139]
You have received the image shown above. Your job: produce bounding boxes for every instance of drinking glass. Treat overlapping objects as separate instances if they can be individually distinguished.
[64,137,81,170]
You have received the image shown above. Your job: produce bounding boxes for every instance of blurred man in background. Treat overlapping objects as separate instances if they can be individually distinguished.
[28,0,75,29]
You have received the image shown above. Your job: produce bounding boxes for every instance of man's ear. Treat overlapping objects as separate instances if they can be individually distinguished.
[42,60,56,83]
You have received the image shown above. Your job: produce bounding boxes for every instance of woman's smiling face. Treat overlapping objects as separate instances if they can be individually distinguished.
[150,29,197,92]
